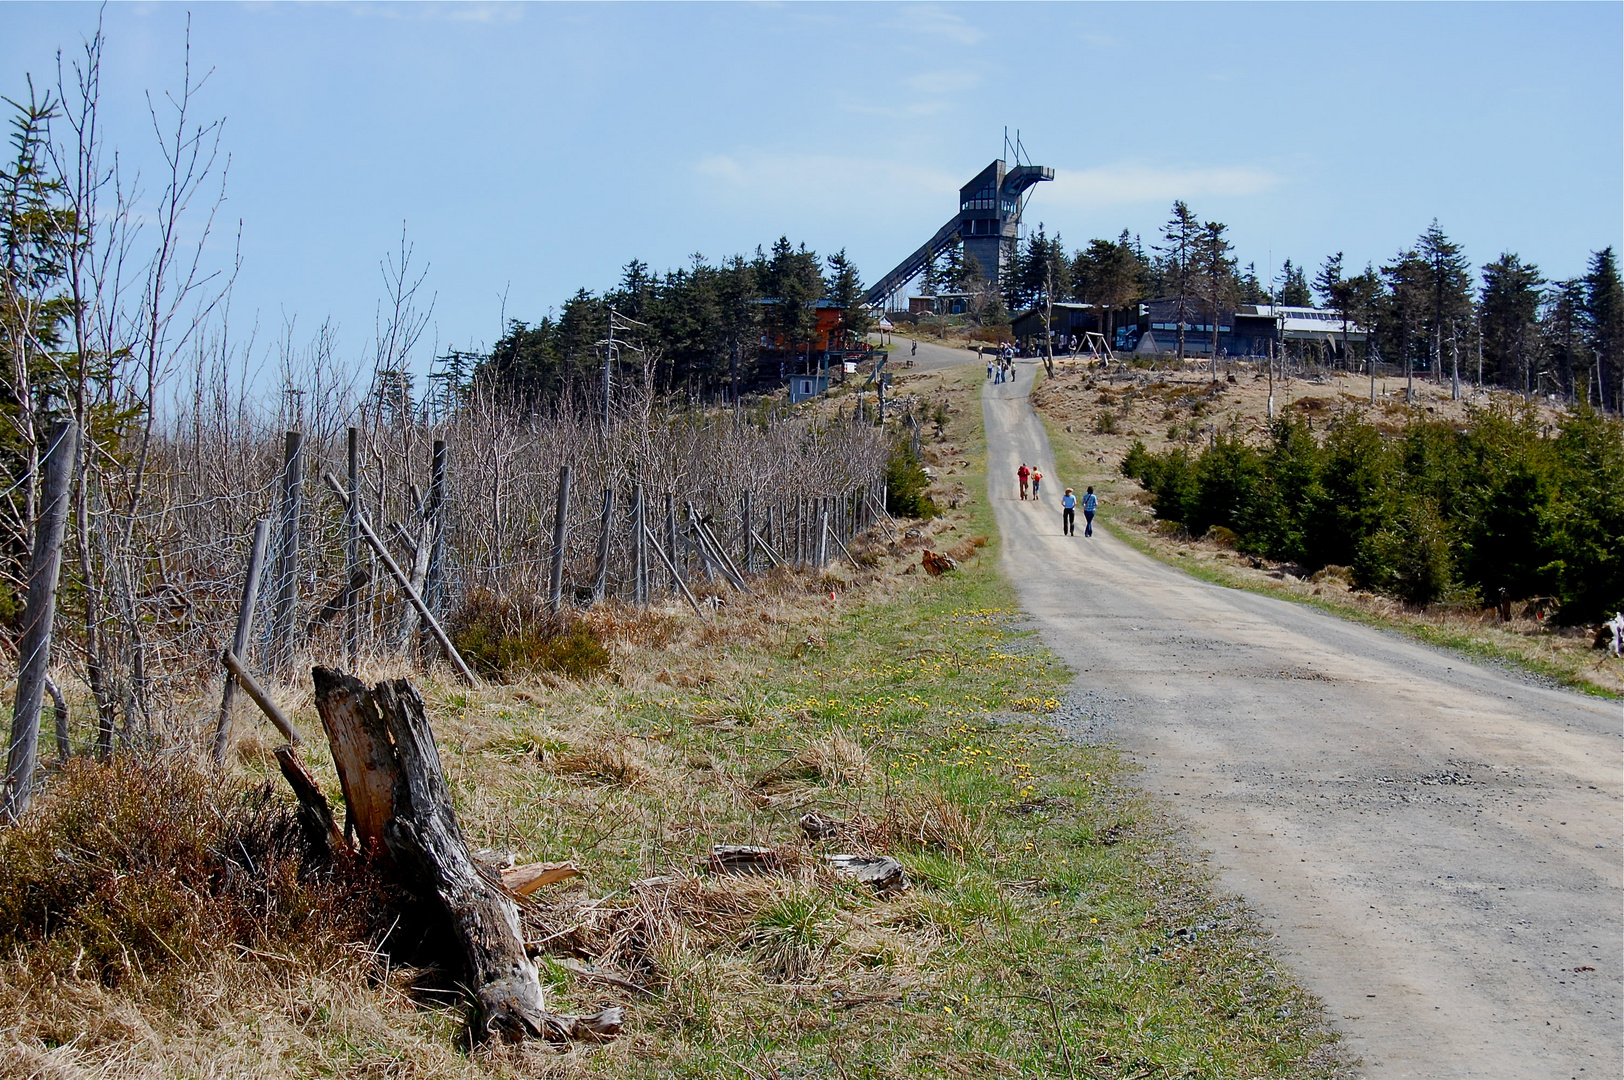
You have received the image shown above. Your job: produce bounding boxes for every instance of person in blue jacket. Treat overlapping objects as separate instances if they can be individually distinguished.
[1061,488,1076,536]
[1082,486,1098,537]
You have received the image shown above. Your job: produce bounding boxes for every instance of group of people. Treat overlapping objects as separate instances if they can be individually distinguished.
[1018,461,1096,537]
[1061,485,1097,537]
[1016,462,1043,500]
[978,343,1018,384]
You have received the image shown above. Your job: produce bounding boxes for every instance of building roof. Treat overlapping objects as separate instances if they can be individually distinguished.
[1235,304,1368,336]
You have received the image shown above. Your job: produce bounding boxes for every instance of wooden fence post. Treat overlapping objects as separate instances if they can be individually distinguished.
[272,431,304,672]
[212,516,272,764]
[424,439,448,616]
[632,484,647,605]
[592,487,614,603]
[816,500,829,568]
[548,465,571,615]
[2,419,78,822]
[665,493,680,591]
[742,491,754,575]
[346,427,361,666]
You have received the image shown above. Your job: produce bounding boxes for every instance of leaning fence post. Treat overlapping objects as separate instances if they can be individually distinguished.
[643,524,706,617]
[322,473,476,685]
[742,491,754,574]
[2,419,78,822]
[592,487,614,603]
[272,431,304,673]
[212,516,272,765]
[549,465,572,614]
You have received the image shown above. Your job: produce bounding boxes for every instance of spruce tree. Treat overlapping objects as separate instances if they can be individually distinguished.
[1275,259,1312,307]
[1541,278,1587,401]
[1157,201,1200,360]
[1583,247,1624,411]
[1196,220,1237,375]
[1417,220,1473,391]
[825,249,871,346]
[1479,253,1544,395]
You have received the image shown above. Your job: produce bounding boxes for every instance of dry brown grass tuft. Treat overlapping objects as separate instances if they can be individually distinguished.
[756,731,870,791]
[547,740,651,789]
[874,792,991,861]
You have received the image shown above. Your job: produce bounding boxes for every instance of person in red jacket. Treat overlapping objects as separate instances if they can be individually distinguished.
[1017,463,1030,500]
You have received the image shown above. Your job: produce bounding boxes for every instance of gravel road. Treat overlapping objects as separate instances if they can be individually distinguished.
[981,358,1622,1079]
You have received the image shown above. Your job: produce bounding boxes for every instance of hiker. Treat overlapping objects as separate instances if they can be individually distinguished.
[911,339,917,357]
[1031,468,1042,499]
[1082,486,1098,537]
[987,358,994,380]
[1017,463,1030,500]
[1062,488,1076,535]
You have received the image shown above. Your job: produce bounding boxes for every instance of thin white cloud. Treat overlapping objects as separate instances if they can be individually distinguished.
[693,152,960,213]
[338,2,524,24]
[892,6,985,45]
[1045,161,1283,207]
[906,69,980,95]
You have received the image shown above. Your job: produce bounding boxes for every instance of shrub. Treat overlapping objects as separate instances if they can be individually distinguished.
[448,589,612,681]
[0,757,380,988]
[1120,439,1155,481]
[885,438,939,519]
[1117,405,1624,617]
[1094,410,1118,435]
[1354,497,1454,606]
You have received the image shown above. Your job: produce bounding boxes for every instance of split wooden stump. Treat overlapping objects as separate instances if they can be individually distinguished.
[308,667,620,1044]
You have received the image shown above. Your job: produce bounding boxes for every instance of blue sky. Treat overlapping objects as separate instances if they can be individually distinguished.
[4,2,1620,379]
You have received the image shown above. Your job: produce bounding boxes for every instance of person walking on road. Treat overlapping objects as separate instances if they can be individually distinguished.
[911,339,917,357]
[1031,469,1042,500]
[1062,488,1076,535]
[1017,463,1030,500]
[1082,486,1098,537]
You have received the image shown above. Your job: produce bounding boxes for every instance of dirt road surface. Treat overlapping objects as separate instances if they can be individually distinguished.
[982,359,1622,1079]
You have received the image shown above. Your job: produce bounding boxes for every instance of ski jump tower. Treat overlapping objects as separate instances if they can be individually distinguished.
[862,156,1054,308]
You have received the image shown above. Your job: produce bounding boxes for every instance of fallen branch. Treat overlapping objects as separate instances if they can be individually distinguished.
[502,861,582,897]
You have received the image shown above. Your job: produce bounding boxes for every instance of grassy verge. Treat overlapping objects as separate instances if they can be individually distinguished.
[0,368,1345,1078]
[1033,370,1622,699]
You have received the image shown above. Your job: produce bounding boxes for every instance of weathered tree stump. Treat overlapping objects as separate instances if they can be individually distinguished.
[309,667,621,1043]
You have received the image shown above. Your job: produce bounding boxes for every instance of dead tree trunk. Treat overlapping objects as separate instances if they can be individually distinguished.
[309,668,622,1043]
